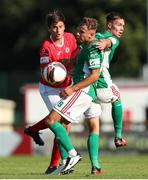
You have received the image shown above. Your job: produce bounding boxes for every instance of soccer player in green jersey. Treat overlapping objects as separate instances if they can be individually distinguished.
[95,12,128,147]
[56,17,103,175]
[51,17,104,175]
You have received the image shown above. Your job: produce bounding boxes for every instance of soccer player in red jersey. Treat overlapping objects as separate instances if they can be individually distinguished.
[24,10,79,174]
[25,16,103,175]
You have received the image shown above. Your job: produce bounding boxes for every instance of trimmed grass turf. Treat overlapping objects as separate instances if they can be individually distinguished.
[0,154,148,179]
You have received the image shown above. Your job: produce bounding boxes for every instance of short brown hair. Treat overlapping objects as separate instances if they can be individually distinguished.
[106,12,124,23]
[79,17,98,30]
[46,10,65,28]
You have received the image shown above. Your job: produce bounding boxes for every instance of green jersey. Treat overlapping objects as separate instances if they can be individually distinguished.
[95,31,119,88]
[73,39,102,100]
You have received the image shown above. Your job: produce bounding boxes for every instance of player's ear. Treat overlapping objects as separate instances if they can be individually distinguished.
[107,22,112,30]
[48,28,51,33]
[63,25,65,31]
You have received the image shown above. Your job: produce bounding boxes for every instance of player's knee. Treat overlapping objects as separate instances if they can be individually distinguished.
[61,120,71,132]
[87,117,99,134]
[45,110,61,126]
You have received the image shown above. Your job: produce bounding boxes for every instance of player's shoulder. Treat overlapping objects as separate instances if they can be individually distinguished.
[108,36,119,46]
[40,38,52,48]
[95,32,105,39]
[87,38,99,53]
[100,31,119,45]
[64,32,76,39]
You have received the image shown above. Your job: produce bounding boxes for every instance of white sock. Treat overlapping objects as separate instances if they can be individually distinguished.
[68,149,77,157]
[62,159,67,165]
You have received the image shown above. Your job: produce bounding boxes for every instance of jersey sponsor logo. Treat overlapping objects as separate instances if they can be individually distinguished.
[57,51,62,56]
[90,59,100,66]
[40,57,49,64]
[40,48,48,56]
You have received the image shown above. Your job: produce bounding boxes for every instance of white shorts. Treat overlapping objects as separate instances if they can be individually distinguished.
[54,88,102,123]
[84,102,102,119]
[39,83,63,112]
[96,83,120,103]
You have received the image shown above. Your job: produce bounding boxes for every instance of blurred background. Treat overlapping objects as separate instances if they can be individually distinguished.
[0,0,148,156]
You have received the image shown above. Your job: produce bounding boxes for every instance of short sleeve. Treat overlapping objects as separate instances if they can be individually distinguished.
[88,51,101,69]
[108,36,119,50]
[40,46,50,68]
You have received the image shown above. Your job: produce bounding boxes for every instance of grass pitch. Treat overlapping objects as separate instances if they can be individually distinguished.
[0,154,148,179]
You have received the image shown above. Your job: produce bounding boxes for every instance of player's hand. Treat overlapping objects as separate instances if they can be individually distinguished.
[96,39,111,50]
[60,87,75,98]
[96,39,107,50]
[61,58,70,67]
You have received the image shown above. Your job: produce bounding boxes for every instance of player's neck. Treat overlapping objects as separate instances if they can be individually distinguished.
[50,35,64,47]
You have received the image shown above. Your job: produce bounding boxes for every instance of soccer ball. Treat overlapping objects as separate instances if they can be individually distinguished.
[43,62,67,84]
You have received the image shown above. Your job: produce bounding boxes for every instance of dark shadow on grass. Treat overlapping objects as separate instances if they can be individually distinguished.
[0,172,44,175]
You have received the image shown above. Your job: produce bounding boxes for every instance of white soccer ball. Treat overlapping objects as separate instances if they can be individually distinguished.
[43,62,67,84]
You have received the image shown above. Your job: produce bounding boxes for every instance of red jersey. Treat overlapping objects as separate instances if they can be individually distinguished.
[40,32,77,88]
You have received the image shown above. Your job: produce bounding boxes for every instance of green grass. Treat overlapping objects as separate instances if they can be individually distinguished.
[0,154,148,179]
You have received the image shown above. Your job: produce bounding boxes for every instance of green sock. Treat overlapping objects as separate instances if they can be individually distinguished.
[49,122,74,152]
[58,143,68,161]
[112,99,123,138]
[87,133,101,169]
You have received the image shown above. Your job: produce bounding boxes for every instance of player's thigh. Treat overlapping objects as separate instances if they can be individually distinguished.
[96,88,113,103]
[96,84,120,103]
[39,83,61,111]
[85,102,101,134]
[87,117,100,134]
[84,102,102,119]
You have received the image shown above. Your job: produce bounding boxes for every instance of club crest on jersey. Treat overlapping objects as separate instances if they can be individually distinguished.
[65,47,70,53]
